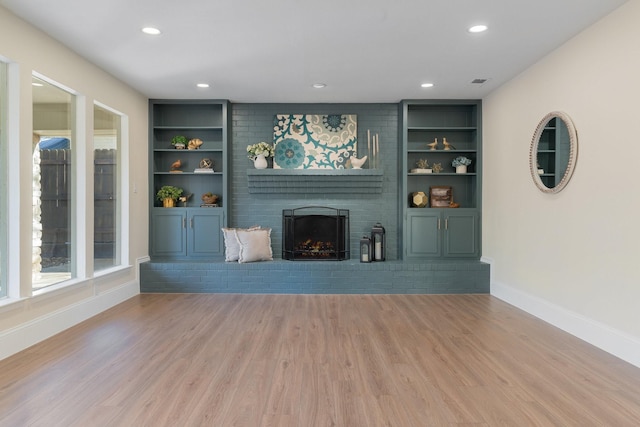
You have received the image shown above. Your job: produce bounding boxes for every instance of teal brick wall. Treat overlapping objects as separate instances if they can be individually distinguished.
[230,103,399,260]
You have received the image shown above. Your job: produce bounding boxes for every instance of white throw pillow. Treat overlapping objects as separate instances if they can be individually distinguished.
[235,228,273,263]
[222,226,260,262]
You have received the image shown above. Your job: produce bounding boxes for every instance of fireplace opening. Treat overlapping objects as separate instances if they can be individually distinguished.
[282,207,349,261]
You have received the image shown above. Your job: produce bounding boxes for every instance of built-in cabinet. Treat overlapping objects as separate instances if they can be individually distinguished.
[149,100,229,259]
[401,100,482,259]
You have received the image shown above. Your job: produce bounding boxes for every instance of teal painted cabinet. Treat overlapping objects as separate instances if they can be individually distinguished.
[406,209,478,258]
[401,100,482,259]
[149,100,229,259]
[151,208,223,258]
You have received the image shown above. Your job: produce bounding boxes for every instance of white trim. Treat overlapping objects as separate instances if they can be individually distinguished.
[0,278,138,362]
[491,281,640,369]
[6,61,20,298]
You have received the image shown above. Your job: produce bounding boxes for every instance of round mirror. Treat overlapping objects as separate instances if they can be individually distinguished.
[530,111,578,193]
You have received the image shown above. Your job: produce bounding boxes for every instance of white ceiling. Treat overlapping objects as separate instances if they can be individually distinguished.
[1,0,628,103]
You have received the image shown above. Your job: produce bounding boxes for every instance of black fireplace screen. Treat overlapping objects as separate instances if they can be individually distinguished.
[282,207,349,261]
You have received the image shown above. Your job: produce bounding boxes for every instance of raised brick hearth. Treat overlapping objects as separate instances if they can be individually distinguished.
[140,259,489,294]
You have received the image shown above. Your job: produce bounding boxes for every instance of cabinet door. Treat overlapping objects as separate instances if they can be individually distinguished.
[187,210,223,256]
[406,211,441,258]
[443,210,478,257]
[151,209,187,257]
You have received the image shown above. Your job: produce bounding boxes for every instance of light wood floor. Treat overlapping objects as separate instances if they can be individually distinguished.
[1,294,640,426]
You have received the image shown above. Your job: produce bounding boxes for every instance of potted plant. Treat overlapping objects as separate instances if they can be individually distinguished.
[452,156,472,173]
[246,141,275,169]
[156,185,183,207]
[171,135,188,150]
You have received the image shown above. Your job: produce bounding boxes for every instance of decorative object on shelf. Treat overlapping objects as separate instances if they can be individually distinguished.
[188,138,203,150]
[360,236,372,263]
[371,222,386,261]
[411,158,432,173]
[430,186,452,207]
[178,193,192,207]
[170,159,183,173]
[432,162,443,173]
[452,156,472,173]
[274,114,357,169]
[449,198,460,208]
[247,141,274,169]
[171,135,187,149]
[427,138,438,150]
[411,191,428,208]
[443,138,456,150]
[156,185,183,208]
[201,192,219,207]
[194,158,214,173]
[253,153,268,169]
[350,155,368,169]
[367,130,380,169]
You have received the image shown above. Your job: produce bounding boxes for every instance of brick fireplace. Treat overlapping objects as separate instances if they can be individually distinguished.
[140,103,490,294]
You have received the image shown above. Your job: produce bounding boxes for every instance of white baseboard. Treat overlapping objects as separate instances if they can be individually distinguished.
[491,280,640,369]
[0,280,139,362]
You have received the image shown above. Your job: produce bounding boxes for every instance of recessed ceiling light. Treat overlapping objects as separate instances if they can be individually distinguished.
[468,25,488,33]
[142,27,161,35]
[196,83,210,88]
[421,83,434,88]
[312,83,326,89]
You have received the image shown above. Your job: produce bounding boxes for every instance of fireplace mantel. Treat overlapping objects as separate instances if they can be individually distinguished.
[247,169,383,194]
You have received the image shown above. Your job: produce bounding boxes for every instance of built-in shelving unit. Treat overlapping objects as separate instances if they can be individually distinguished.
[400,100,482,259]
[149,100,229,259]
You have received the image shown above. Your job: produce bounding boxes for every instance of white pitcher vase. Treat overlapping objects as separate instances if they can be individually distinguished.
[253,154,268,169]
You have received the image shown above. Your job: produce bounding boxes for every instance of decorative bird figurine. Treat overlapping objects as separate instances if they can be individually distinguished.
[427,138,438,150]
[170,159,182,172]
[350,155,368,169]
[443,138,456,150]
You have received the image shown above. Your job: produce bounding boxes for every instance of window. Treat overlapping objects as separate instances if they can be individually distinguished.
[93,103,122,271]
[0,61,6,298]
[32,75,76,290]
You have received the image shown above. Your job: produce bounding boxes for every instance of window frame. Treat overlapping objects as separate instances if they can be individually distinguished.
[93,101,129,273]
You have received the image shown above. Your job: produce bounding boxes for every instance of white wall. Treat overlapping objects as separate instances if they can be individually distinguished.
[0,6,149,360]
[483,1,640,367]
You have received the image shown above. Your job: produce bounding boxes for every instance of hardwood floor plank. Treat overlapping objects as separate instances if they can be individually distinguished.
[1,294,640,426]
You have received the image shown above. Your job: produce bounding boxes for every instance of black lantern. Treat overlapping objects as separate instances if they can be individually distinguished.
[360,236,372,263]
[371,222,385,261]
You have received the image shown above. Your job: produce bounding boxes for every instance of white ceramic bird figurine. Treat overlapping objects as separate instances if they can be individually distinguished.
[350,155,368,169]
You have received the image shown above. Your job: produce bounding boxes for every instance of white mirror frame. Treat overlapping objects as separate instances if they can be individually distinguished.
[529,111,578,194]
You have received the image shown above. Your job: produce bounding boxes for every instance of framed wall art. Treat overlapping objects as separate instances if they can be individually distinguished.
[429,186,452,207]
[273,114,357,169]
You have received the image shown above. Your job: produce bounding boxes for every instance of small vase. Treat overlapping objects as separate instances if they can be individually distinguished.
[456,165,467,174]
[253,154,268,169]
[163,198,176,208]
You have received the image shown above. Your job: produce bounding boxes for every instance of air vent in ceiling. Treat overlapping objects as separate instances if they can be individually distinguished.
[471,79,488,84]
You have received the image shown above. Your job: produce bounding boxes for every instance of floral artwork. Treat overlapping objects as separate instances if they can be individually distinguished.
[273,114,357,169]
